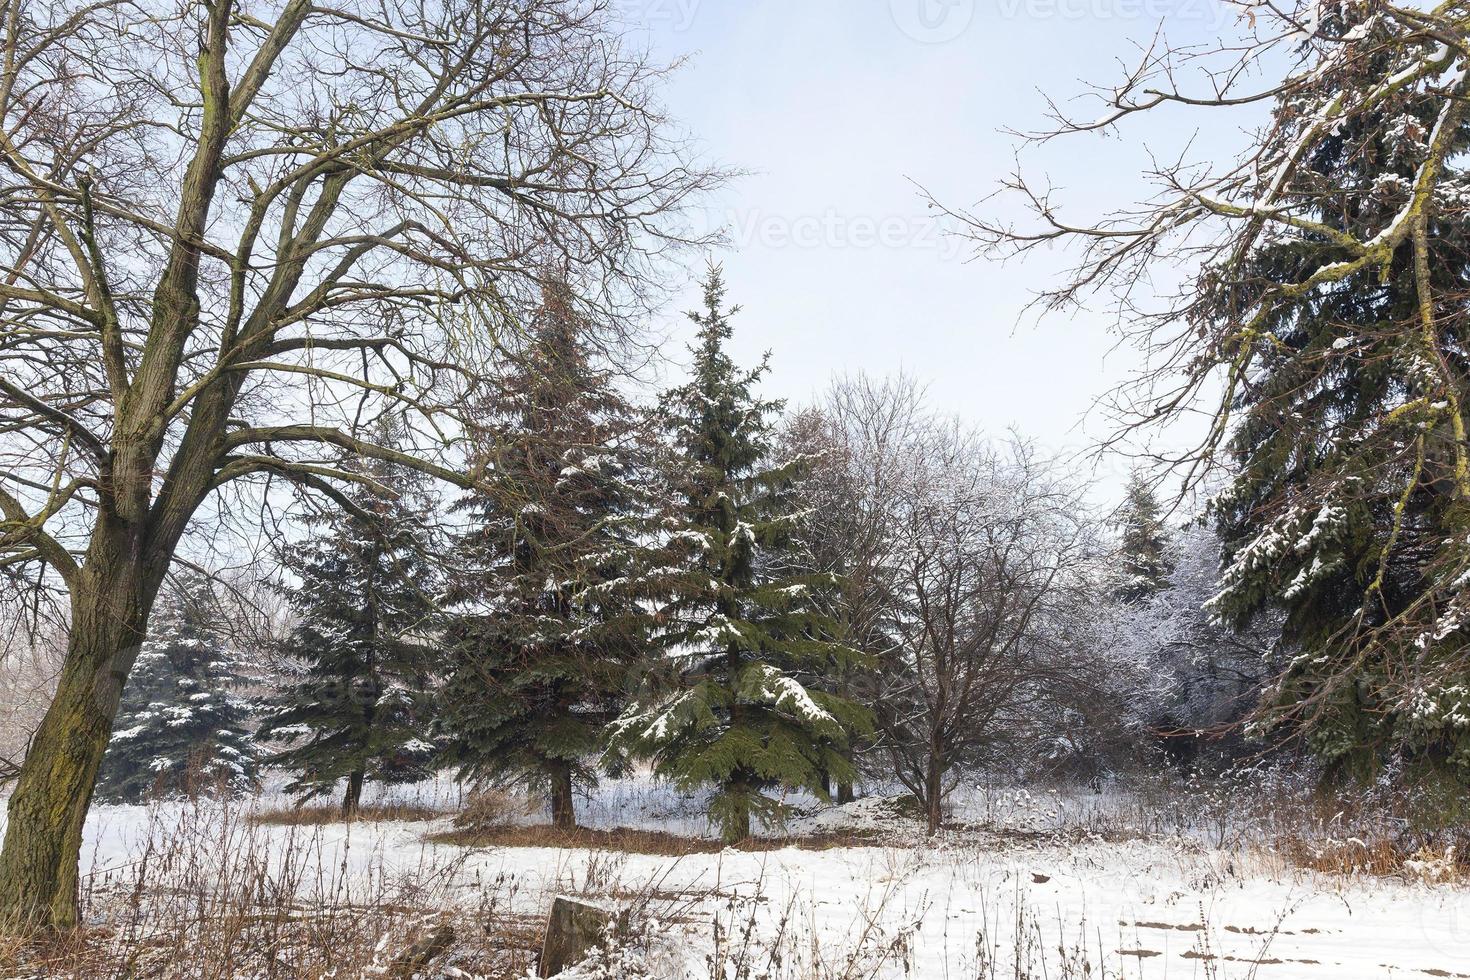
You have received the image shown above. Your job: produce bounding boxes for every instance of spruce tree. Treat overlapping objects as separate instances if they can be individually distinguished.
[257,439,442,814]
[609,269,870,843]
[439,284,657,829]
[1201,13,1470,787]
[96,573,259,804]
[1114,472,1173,603]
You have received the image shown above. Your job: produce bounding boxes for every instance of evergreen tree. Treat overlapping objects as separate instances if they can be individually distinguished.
[1114,472,1173,603]
[257,438,442,814]
[609,269,870,843]
[439,284,657,829]
[96,573,258,804]
[1200,14,1470,788]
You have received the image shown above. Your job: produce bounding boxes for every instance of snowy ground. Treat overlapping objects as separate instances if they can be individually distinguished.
[5,778,1468,978]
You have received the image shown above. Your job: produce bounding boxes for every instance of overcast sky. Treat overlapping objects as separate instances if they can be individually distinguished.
[624,0,1269,506]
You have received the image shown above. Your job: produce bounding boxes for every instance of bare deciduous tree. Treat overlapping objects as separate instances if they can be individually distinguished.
[0,0,713,930]
[879,431,1098,833]
[783,373,929,802]
[0,620,61,788]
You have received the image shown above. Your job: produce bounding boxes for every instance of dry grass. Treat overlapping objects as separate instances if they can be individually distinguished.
[249,802,445,826]
[0,800,532,980]
[430,823,883,854]
[451,786,539,833]
[1280,834,1468,881]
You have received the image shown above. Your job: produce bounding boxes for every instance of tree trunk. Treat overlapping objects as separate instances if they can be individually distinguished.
[0,550,157,931]
[722,773,752,845]
[539,898,628,978]
[924,759,943,835]
[837,782,856,805]
[550,764,576,831]
[727,803,751,845]
[343,770,365,817]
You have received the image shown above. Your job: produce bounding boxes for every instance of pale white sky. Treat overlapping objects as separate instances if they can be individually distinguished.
[627,0,1270,505]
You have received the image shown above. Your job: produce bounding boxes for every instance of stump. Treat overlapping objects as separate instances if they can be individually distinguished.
[538,897,629,977]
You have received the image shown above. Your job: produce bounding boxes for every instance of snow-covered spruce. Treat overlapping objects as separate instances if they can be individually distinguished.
[255,422,443,814]
[1202,9,1470,788]
[437,281,660,830]
[96,572,259,804]
[608,269,871,843]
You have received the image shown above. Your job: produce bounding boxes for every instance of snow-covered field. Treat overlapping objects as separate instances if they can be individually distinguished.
[5,778,1468,979]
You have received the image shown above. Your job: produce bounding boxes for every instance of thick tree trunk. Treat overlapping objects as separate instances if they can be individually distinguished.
[837,782,856,805]
[549,764,576,831]
[0,549,157,931]
[343,770,365,817]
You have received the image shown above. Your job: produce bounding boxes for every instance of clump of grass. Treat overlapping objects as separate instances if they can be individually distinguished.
[250,802,444,826]
[451,786,538,834]
[433,823,715,854]
[1280,834,1468,882]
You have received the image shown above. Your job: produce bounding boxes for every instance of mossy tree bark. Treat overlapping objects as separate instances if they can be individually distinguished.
[0,526,167,929]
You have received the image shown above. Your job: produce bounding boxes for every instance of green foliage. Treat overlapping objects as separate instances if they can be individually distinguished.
[256,432,442,808]
[608,269,871,842]
[438,284,658,824]
[96,573,258,804]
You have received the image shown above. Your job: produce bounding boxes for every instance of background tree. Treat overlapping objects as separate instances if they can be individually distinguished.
[439,283,657,830]
[1116,522,1279,766]
[941,0,1470,796]
[777,407,869,804]
[781,374,929,803]
[95,573,259,804]
[256,449,441,815]
[878,429,1100,832]
[0,0,713,928]
[1113,472,1174,603]
[0,622,63,792]
[610,270,870,843]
